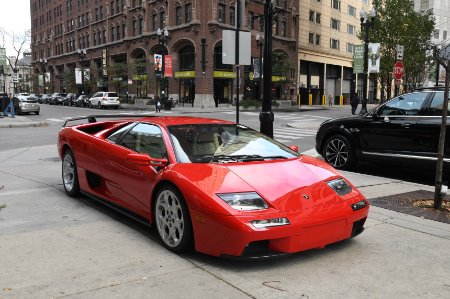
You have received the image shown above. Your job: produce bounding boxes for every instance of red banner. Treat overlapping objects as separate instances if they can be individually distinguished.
[164,55,173,77]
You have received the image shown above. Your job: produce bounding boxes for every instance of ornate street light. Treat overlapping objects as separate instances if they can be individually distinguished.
[157,27,169,101]
[359,7,377,114]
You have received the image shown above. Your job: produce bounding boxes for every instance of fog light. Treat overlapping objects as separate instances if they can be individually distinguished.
[351,200,367,211]
[251,217,290,228]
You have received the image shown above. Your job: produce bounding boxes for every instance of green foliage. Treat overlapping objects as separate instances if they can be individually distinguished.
[63,67,77,93]
[240,99,261,108]
[366,0,435,92]
[108,62,129,95]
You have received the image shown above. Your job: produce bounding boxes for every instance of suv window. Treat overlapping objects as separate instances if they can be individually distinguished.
[106,92,118,97]
[93,93,101,97]
[424,91,450,116]
[378,92,428,116]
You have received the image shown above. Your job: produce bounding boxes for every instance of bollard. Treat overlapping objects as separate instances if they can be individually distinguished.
[308,93,312,106]
[322,95,326,106]
[339,95,344,106]
[297,94,301,108]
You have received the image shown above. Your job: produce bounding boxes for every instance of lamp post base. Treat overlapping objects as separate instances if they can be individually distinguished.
[259,111,274,138]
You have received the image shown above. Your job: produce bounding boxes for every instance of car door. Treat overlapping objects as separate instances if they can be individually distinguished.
[358,92,430,156]
[90,92,100,106]
[414,91,450,161]
[101,123,168,218]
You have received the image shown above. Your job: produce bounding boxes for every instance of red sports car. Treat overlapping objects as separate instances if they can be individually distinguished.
[58,115,369,258]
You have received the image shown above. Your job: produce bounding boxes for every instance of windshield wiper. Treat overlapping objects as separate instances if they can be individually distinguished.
[210,154,287,162]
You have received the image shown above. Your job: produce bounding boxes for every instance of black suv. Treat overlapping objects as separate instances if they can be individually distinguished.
[316,88,449,170]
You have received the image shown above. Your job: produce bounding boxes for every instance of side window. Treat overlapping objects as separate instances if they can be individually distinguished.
[378,92,427,116]
[120,123,166,158]
[425,92,450,116]
[93,92,100,97]
[106,123,135,143]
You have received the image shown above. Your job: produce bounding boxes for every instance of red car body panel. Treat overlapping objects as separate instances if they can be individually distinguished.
[58,116,369,257]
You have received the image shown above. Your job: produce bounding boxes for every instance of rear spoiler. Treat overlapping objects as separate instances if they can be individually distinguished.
[62,114,156,127]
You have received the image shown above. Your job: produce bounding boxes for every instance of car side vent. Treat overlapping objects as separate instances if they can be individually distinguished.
[86,171,102,188]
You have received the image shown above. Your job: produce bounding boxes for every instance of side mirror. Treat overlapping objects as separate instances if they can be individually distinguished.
[127,153,168,168]
[288,145,299,152]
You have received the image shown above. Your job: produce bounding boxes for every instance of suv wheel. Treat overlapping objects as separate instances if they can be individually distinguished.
[323,134,355,170]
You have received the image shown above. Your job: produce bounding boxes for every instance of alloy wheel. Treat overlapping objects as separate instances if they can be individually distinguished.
[62,153,75,192]
[325,137,349,168]
[155,189,185,248]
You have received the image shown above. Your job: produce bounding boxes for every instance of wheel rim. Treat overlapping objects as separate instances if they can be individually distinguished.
[325,138,349,168]
[155,190,185,248]
[62,154,75,192]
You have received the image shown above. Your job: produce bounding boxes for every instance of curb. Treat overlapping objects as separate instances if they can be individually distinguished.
[0,121,48,129]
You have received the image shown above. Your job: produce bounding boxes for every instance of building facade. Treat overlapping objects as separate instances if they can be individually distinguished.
[297,0,372,105]
[31,0,299,108]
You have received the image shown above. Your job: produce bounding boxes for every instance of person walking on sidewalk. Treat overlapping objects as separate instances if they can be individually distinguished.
[328,93,333,106]
[350,92,359,115]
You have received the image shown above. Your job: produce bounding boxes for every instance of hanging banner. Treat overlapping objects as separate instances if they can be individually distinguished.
[102,48,108,76]
[253,58,262,79]
[154,54,162,73]
[368,43,381,73]
[353,45,364,74]
[164,55,173,77]
[75,68,82,84]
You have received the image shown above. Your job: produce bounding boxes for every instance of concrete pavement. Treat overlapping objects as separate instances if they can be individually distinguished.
[0,144,449,298]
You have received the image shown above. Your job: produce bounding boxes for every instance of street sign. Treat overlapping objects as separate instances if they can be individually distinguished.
[393,61,404,80]
[396,45,404,60]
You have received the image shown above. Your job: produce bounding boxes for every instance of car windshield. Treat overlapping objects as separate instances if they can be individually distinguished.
[168,124,300,163]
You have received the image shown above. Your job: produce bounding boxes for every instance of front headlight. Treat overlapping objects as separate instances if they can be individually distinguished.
[327,178,352,196]
[217,192,269,211]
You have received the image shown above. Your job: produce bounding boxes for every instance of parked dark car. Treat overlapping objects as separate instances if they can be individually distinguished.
[74,95,90,107]
[49,93,68,105]
[62,93,77,106]
[40,94,51,104]
[316,88,450,170]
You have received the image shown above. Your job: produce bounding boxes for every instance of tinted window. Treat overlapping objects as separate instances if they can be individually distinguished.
[120,123,166,158]
[107,92,118,97]
[425,91,450,116]
[378,92,428,116]
[107,123,135,143]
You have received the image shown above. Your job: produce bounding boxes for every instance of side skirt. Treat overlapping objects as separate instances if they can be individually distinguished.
[80,190,152,228]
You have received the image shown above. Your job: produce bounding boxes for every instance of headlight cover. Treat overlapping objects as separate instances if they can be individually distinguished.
[217,192,269,211]
[327,178,352,196]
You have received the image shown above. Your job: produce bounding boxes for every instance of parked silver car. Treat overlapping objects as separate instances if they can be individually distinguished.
[13,93,40,115]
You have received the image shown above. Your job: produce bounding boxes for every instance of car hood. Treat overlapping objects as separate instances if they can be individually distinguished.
[172,156,361,213]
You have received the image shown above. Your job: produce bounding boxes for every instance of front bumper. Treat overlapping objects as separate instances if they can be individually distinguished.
[18,104,40,113]
[191,197,369,258]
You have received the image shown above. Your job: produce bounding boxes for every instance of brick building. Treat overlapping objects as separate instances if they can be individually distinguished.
[31,0,299,108]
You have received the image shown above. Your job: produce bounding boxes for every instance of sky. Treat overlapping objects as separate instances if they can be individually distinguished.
[0,0,31,57]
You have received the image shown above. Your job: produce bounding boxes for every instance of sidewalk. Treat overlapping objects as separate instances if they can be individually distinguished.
[0,114,47,128]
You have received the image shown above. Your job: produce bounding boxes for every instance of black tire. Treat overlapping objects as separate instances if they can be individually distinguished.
[97,102,102,109]
[323,134,356,170]
[35,111,40,115]
[62,149,80,197]
[154,185,193,253]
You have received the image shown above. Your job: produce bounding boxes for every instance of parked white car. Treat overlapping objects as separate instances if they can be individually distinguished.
[89,92,120,109]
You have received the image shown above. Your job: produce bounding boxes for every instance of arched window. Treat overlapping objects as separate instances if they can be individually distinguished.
[214,44,232,70]
[230,2,235,26]
[139,15,144,34]
[179,45,195,70]
[218,0,226,23]
[152,10,158,31]
[160,8,166,28]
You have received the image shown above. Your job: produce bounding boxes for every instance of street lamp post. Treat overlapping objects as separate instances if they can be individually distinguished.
[256,33,263,102]
[39,58,48,94]
[157,28,169,103]
[77,49,87,95]
[260,0,275,138]
[359,7,376,115]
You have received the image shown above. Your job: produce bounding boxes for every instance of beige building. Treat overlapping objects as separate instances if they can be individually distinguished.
[298,0,372,105]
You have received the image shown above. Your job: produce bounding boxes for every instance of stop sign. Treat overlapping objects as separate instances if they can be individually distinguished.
[393,61,404,80]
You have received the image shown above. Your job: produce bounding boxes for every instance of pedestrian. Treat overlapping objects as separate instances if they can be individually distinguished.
[328,93,333,106]
[155,98,161,112]
[350,92,359,115]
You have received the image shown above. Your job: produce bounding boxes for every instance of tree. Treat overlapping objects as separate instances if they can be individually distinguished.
[368,0,435,99]
[0,28,31,71]
[108,62,129,96]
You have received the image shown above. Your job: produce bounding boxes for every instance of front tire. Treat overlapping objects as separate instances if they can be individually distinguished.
[323,134,356,170]
[154,186,193,252]
[62,149,80,196]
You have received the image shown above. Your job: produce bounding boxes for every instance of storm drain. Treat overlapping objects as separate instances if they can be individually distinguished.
[369,190,450,224]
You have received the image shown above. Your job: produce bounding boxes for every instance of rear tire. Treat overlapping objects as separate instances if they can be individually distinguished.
[62,149,80,197]
[323,134,356,170]
[97,102,102,109]
[154,186,193,253]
